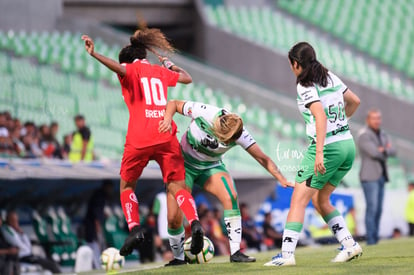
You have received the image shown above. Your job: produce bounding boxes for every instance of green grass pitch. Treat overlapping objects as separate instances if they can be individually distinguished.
[84,237,414,275]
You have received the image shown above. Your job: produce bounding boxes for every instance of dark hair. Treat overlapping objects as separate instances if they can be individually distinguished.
[288,42,329,87]
[118,28,175,63]
[74,114,84,121]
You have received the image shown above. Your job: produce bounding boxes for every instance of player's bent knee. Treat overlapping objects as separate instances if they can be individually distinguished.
[168,217,183,229]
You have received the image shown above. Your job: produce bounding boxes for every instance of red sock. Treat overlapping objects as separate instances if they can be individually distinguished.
[120,189,140,230]
[175,189,199,225]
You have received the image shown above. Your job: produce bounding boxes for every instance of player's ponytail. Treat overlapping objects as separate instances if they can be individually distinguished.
[118,28,175,63]
[288,42,329,87]
[212,114,243,144]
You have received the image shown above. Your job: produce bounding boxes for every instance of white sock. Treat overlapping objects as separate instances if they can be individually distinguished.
[224,210,242,255]
[168,227,185,261]
[326,212,355,248]
[281,229,300,258]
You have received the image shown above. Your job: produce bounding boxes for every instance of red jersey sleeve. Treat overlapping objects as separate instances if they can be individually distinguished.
[161,67,179,87]
[118,63,137,88]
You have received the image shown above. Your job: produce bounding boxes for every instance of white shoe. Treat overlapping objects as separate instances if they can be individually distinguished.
[264,253,296,266]
[331,242,363,263]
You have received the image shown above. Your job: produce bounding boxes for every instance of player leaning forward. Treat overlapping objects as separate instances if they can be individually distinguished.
[81,29,204,257]
[159,100,294,264]
[265,42,362,266]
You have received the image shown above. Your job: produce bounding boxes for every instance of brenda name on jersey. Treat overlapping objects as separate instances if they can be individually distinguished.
[145,108,165,118]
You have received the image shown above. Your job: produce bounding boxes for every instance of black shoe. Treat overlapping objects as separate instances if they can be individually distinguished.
[190,220,204,255]
[230,250,256,262]
[120,226,144,256]
[165,258,187,266]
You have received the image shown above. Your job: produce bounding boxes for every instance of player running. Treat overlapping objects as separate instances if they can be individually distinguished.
[159,100,294,264]
[264,42,361,267]
[81,29,204,257]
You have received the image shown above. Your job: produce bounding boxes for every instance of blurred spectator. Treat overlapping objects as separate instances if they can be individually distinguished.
[50,121,63,159]
[262,213,282,249]
[83,180,114,269]
[213,208,227,237]
[39,124,55,158]
[10,127,25,157]
[200,209,229,255]
[62,134,72,159]
[68,115,94,163]
[22,134,42,159]
[390,228,402,239]
[345,206,358,237]
[240,203,262,252]
[0,112,14,156]
[1,211,61,273]
[0,217,19,275]
[20,122,36,139]
[405,182,414,236]
[358,108,396,245]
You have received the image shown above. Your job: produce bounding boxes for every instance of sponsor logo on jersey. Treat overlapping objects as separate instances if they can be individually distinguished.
[200,135,219,149]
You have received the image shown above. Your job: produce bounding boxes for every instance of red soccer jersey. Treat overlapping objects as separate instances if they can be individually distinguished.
[118,59,179,148]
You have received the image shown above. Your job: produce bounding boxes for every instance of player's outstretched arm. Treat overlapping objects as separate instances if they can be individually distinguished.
[81,35,126,77]
[158,100,186,133]
[159,56,192,84]
[343,89,360,118]
[246,144,294,188]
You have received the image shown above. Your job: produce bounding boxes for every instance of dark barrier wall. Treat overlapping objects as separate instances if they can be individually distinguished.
[0,177,274,217]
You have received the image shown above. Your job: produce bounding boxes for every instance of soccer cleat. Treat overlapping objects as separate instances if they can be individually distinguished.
[165,258,187,266]
[190,220,204,255]
[230,250,256,262]
[331,242,363,263]
[263,253,296,266]
[120,225,144,256]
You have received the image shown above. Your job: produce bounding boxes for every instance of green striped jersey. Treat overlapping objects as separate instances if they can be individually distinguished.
[297,71,352,145]
[181,101,256,168]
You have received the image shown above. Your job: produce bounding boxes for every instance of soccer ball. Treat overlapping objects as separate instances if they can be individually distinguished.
[100,247,125,272]
[184,236,215,264]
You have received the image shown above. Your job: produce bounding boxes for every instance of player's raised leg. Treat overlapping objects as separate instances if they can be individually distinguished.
[119,179,145,256]
[164,191,186,266]
[118,146,150,256]
[204,172,256,263]
[315,183,362,262]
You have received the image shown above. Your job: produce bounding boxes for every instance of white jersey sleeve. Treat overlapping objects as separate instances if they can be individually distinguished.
[236,127,256,149]
[329,72,348,94]
[182,101,221,121]
[297,84,320,108]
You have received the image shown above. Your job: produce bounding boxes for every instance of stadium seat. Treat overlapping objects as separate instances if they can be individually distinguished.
[78,99,109,127]
[203,3,414,102]
[277,0,414,79]
[14,83,46,110]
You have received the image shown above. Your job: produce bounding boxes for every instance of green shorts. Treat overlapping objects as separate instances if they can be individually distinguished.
[295,138,355,189]
[184,161,228,190]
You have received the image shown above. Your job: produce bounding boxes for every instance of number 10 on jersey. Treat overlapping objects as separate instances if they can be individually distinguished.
[141,77,167,106]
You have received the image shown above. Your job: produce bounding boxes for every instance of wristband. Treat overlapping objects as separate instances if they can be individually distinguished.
[162,59,175,69]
